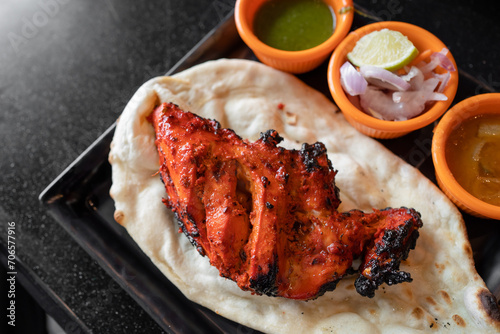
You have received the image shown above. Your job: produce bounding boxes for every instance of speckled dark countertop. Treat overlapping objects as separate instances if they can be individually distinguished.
[0,0,499,333]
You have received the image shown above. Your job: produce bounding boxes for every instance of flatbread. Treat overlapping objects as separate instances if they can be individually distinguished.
[109,59,500,333]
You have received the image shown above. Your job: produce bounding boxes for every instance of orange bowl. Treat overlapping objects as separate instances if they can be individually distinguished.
[432,93,500,220]
[327,21,459,139]
[235,0,354,74]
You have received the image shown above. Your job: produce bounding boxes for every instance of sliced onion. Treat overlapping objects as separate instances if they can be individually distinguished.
[361,76,447,121]
[359,86,416,121]
[404,66,425,90]
[433,72,451,93]
[393,90,447,104]
[429,92,448,101]
[340,61,367,96]
[430,48,456,72]
[422,77,440,92]
[392,77,442,103]
[401,66,420,82]
[359,65,411,91]
[418,48,456,74]
[417,57,440,74]
[341,48,454,121]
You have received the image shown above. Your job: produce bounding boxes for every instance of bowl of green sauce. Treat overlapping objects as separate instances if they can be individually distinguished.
[235,0,354,74]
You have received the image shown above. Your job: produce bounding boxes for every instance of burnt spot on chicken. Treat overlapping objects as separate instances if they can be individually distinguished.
[209,118,221,131]
[299,142,329,172]
[261,176,270,188]
[249,261,279,297]
[151,102,423,300]
[239,249,247,263]
[173,211,206,256]
[316,278,341,299]
[356,210,423,298]
[376,220,413,255]
[259,129,283,146]
[355,267,412,298]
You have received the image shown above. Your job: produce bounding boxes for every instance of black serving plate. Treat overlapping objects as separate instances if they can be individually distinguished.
[39,5,500,334]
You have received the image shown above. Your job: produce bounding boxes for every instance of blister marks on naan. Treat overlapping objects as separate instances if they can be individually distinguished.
[438,290,452,305]
[403,285,413,299]
[426,296,438,307]
[452,314,466,327]
[434,262,445,274]
[479,289,500,322]
[411,306,424,320]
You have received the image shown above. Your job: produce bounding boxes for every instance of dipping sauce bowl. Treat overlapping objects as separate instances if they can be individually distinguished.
[432,93,500,220]
[235,0,354,74]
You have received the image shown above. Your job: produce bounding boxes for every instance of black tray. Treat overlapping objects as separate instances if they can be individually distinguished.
[39,6,500,334]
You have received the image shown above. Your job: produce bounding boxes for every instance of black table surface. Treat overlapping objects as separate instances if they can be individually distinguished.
[1,0,499,333]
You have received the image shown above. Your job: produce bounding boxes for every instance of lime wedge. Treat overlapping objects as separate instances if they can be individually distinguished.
[347,29,419,71]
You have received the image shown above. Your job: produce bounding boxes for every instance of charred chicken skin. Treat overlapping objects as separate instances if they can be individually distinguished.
[150,102,423,300]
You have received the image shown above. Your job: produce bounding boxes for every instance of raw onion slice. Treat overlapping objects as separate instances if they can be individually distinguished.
[359,65,411,91]
[401,66,420,82]
[392,77,441,103]
[404,66,425,90]
[429,92,448,101]
[433,72,451,93]
[393,90,447,104]
[340,47,454,121]
[418,48,456,74]
[430,48,456,72]
[358,86,414,121]
[340,61,367,96]
[360,77,447,121]
[417,57,440,74]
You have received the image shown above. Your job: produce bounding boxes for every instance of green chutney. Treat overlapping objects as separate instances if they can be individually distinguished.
[253,0,335,52]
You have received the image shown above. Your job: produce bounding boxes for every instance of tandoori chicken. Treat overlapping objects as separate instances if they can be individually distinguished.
[150,102,423,300]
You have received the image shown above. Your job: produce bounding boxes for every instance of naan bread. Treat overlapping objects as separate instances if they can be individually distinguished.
[109,59,500,333]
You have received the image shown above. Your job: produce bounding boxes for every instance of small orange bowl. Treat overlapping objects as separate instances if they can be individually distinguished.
[235,0,354,74]
[432,93,500,220]
[327,21,459,139]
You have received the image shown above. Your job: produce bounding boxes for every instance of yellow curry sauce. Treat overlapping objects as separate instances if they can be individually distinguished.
[445,114,500,206]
